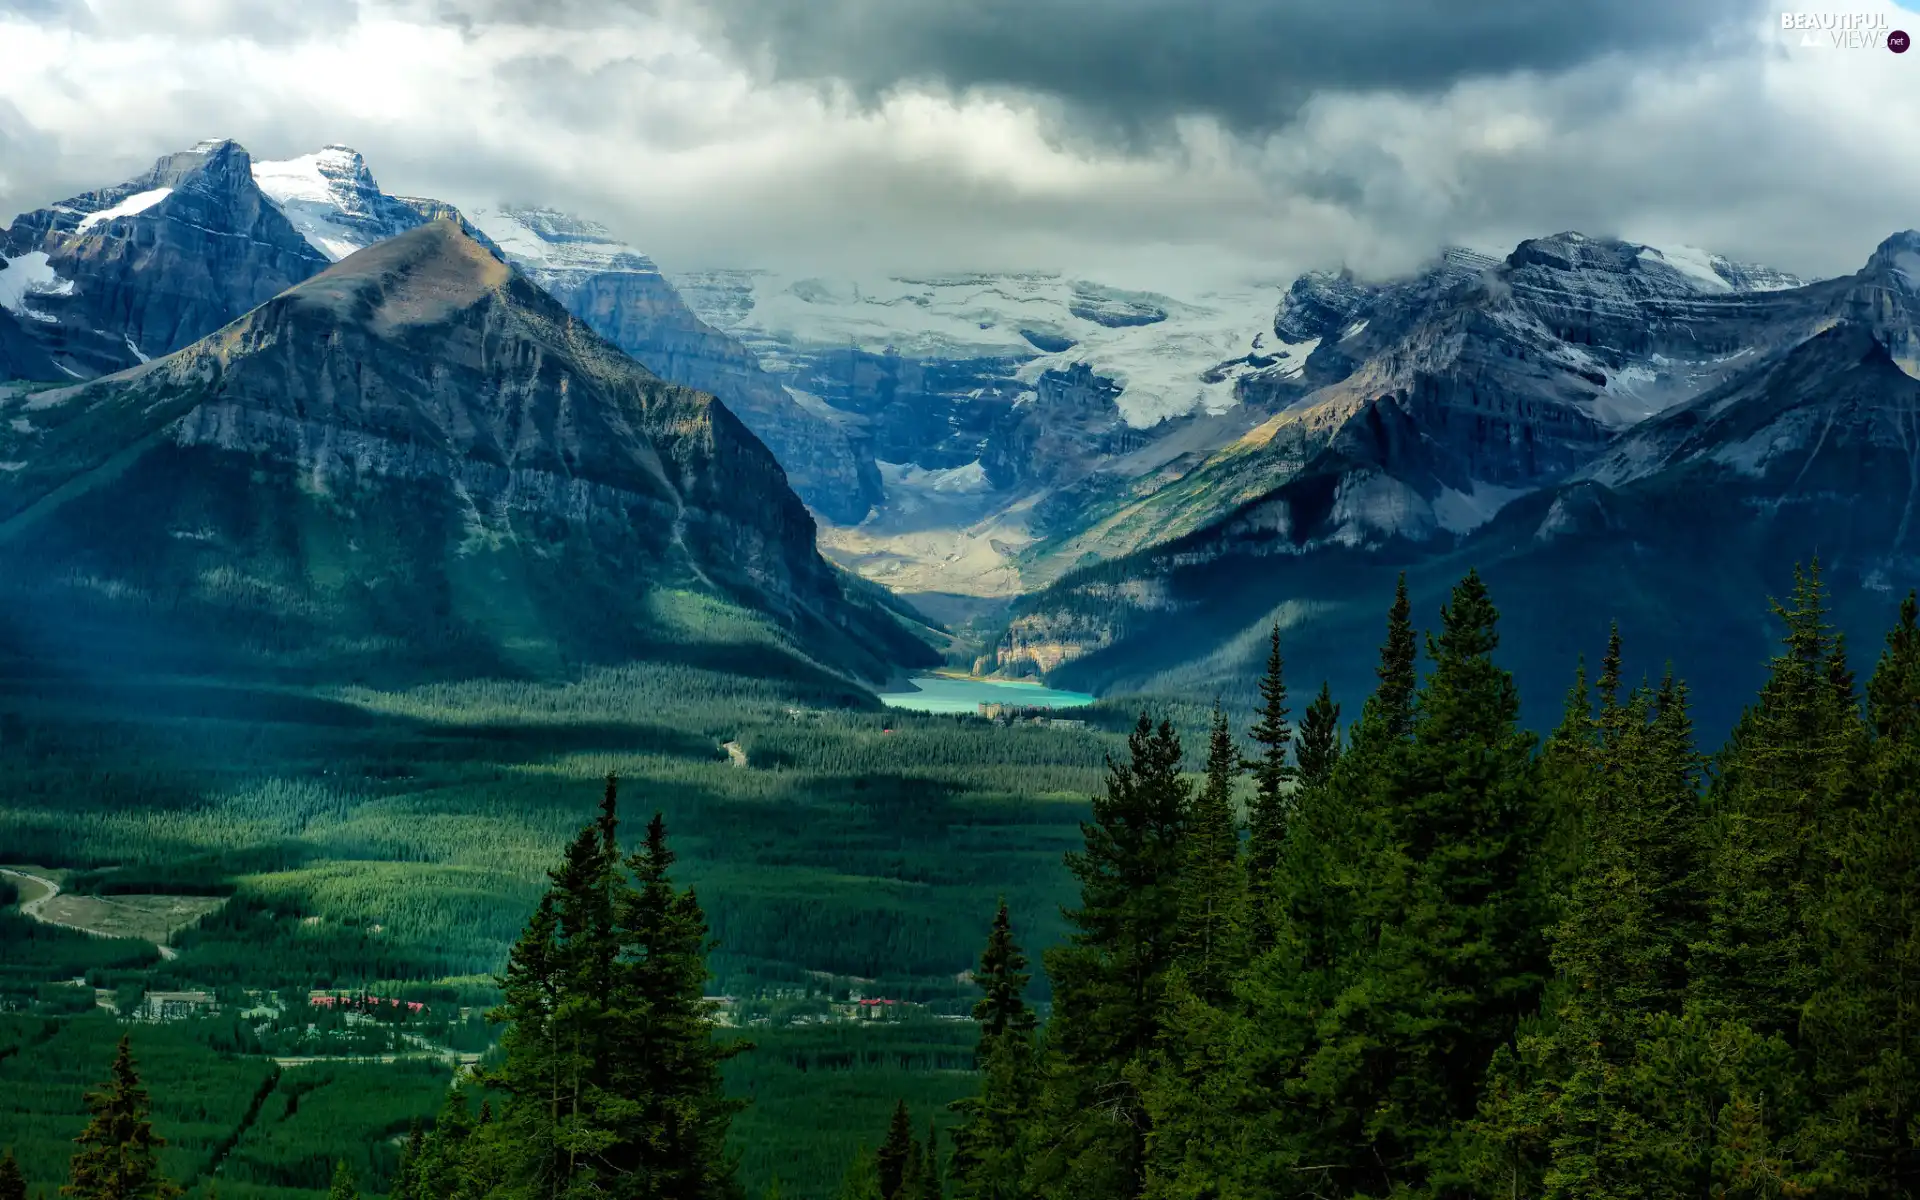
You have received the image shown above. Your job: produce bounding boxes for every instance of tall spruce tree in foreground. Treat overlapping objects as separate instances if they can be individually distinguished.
[949,903,1039,1200]
[1,1150,27,1200]
[1694,561,1865,1039]
[1301,570,1548,1197]
[326,1162,357,1200]
[464,775,744,1200]
[1806,591,1920,1195]
[1294,683,1341,790]
[1175,705,1246,1003]
[1030,713,1189,1200]
[877,1104,917,1200]
[1245,626,1295,881]
[63,1036,179,1200]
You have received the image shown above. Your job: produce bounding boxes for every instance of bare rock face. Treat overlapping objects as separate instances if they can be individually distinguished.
[998,232,1920,704]
[460,206,882,524]
[0,221,930,683]
[0,139,329,377]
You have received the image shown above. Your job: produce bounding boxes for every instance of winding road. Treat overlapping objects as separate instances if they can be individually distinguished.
[1,866,179,959]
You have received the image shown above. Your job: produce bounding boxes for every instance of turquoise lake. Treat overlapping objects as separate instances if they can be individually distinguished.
[876,675,1095,714]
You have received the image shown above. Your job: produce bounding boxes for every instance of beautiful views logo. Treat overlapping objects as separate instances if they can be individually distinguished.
[1780,10,1910,49]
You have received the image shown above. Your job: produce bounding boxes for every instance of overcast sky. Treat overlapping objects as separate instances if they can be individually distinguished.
[0,0,1916,291]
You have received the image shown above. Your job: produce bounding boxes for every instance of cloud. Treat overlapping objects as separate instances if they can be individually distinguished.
[445,0,1758,136]
[0,0,1914,297]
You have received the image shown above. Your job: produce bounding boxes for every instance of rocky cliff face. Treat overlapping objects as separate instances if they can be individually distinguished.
[451,206,881,525]
[0,139,329,378]
[0,221,931,683]
[996,232,1920,695]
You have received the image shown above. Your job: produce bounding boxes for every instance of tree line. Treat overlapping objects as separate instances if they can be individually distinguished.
[20,559,1920,1200]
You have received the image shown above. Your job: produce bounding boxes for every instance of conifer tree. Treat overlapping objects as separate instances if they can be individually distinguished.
[1176,705,1245,999]
[1030,713,1189,1200]
[1366,572,1419,746]
[968,901,1036,1058]
[1694,561,1867,1039]
[949,905,1038,1200]
[877,1104,917,1200]
[1294,683,1341,790]
[1,1150,26,1200]
[63,1036,180,1200]
[1245,626,1295,879]
[608,810,749,1200]
[392,1122,423,1200]
[1297,570,1547,1196]
[1805,591,1920,1195]
[326,1163,356,1200]
[917,1123,941,1200]
[836,1149,881,1200]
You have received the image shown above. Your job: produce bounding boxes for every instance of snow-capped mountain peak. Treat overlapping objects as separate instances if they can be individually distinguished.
[459,206,661,292]
[252,145,431,261]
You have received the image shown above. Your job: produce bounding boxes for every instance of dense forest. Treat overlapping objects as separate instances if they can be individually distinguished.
[14,560,1920,1200]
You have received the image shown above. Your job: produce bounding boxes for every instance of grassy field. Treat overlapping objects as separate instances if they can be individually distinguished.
[34,891,227,944]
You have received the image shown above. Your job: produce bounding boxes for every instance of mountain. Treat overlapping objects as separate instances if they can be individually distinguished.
[993,231,1920,736]
[672,269,1295,596]
[454,207,881,524]
[240,146,880,525]
[0,139,329,379]
[0,220,934,686]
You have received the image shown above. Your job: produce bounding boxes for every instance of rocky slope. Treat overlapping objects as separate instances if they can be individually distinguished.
[994,230,1920,731]
[457,206,881,523]
[0,220,933,684]
[0,139,330,379]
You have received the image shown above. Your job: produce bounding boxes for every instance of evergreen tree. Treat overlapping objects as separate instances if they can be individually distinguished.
[1030,713,1189,1200]
[392,1121,423,1200]
[1294,683,1341,790]
[968,901,1036,1059]
[1176,704,1245,1000]
[949,905,1039,1200]
[1245,626,1295,879]
[326,1162,356,1200]
[1364,572,1419,746]
[1297,570,1548,1196]
[836,1149,881,1200]
[1694,561,1867,1039]
[1806,592,1920,1195]
[1,1150,26,1200]
[417,1087,476,1200]
[918,1122,941,1200]
[607,810,749,1200]
[877,1103,917,1200]
[63,1036,180,1200]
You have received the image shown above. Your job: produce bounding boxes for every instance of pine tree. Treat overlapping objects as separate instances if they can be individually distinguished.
[1297,570,1548,1196]
[1365,572,1419,746]
[1030,713,1189,1200]
[1176,704,1245,1000]
[918,1122,941,1200]
[877,1103,917,1200]
[1294,682,1341,790]
[1245,626,1295,880]
[837,1148,881,1200]
[1694,561,1867,1039]
[63,1036,180,1200]
[1805,591,1920,1195]
[1,1150,26,1200]
[326,1163,356,1200]
[949,906,1039,1200]
[392,1121,423,1200]
[608,809,749,1200]
[968,901,1036,1059]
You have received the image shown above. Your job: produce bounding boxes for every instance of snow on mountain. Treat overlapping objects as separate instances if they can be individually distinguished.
[0,252,74,322]
[252,146,432,261]
[75,188,173,232]
[671,270,1302,426]
[460,206,662,292]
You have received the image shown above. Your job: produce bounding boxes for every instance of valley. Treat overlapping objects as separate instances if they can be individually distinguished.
[2,128,1919,1200]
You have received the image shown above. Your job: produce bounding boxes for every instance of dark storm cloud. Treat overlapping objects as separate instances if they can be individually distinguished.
[443,0,1760,132]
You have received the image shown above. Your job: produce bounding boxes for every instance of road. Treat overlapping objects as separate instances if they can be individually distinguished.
[1,865,178,959]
